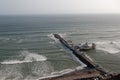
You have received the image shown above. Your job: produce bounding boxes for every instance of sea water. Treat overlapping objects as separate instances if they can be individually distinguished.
[0,14,120,80]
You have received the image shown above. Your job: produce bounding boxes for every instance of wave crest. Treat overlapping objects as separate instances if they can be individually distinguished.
[96,41,120,54]
[1,50,47,64]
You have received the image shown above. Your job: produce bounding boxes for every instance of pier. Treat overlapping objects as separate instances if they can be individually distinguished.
[41,34,120,80]
[54,34,107,71]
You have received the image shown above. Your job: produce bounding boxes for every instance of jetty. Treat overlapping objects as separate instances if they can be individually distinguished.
[41,34,120,80]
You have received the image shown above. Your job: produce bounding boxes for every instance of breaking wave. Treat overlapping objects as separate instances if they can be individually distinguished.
[96,41,120,54]
[38,66,83,80]
[1,50,47,64]
[48,33,67,41]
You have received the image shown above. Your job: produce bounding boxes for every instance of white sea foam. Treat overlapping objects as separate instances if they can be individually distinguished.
[0,60,53,80]
[1,51,47,64]
[51,69,74,76]
[0,64,23,80]
[49,41,55,44]
[48,33,86,67]
[38,69,74,80]
[48,33,57,41]
[1,60,32,64]
[96,41,120,54]
[23,51,47,61]
[48,33,67,49]
[38,66,83,80]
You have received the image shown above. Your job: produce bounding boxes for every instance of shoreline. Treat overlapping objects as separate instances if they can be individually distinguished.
[40,68,120,80]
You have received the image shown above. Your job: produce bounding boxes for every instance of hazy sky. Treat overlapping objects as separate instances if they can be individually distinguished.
[0,0,120,15]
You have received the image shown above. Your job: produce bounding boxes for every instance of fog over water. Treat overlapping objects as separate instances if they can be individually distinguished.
[0,0,120,15]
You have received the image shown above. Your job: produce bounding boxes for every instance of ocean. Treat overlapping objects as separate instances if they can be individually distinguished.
[0,14,120,80]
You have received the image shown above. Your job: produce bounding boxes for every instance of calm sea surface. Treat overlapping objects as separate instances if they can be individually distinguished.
[0,14,120,80]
